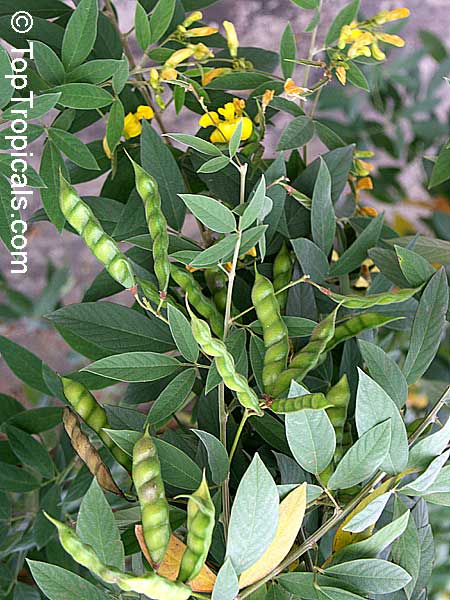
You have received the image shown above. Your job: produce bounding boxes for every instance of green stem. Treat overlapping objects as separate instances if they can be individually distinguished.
[229,410,250,463]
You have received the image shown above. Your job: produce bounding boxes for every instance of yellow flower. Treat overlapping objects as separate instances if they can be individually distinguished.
[135,105,154,120]
[161,67,178,80]
[123,113,142,139]
[371,41,386,61]
[122,105,154,139]
[199,100,253,144]
[166,47,195,67]
[360,206,378,217]
[284,78,309,98]
[377,33,405,47]
[185,26,218,37]
[102,135,112,159]
[347,32,374,58]
[356,176,373,191]
[202,67,229,86]
[189,42,213,60]
[262,89,275,112]
[335,66,347,86]
[223,21,239,57]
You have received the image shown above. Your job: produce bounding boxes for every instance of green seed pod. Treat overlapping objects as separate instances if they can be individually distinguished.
[189,309,263,416]
[271,306,340,398]
[326,313,402,352]
[129,158,171,300]
[133,428,171,565]
[205,268,228,313]
[271,392,331,413]
[137,277,182,310]
[178,472,215,583]
[61,377,131,471]
[46,514,190,600]
[59,175,135,290]
[63,408,123,497]
[273,242,293,311]
[325,374,351,456]
[251,269,289,395]
[171,264,224,338]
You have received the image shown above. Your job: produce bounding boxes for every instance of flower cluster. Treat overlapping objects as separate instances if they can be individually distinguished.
[198,99,253,143]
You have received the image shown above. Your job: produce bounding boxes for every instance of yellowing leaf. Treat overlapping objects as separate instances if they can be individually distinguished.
[238,483,307,589]
[332,478,394,553]
[135,526,216,592]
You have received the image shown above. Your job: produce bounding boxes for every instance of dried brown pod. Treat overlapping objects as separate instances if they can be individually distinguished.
[63,407,124,497]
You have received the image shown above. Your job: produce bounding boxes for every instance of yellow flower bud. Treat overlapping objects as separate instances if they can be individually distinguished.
[150,68,160,86]
[201,67,229,86]
[371,42,386,61]
[233,97,246,116]
[335,66,347,86]
[261,89,275,112]
[123,113,142,139]
[360,206,378,217]
[161,67,178,80]
[284,78,309,97]
[185,26,218,37]
[382,7,410,22]
[155,95,165,110]
[356,176,373,191]
[182,11,202,27]
[102,135,112,159]
[166,47,195,67]
[190,42,213,60]
[377,33,405,47]
[223,21,239,57]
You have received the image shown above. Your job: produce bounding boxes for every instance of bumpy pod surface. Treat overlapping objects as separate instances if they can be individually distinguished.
[133,429,171,565]
[272,307,339,398]
[59,175,135,289]
[178,473,215,583]
[46,515,190,600]
[205,268,227,313]
[131,159,170,297]
[271,392,331,413]
[273,242,293,311]
[189,310,263,416]
[172,264,224,338]
[251,270,289,395]
[326,312,401,351]
[63,408,123,496]
[61,378,131,471]
[326,374,351,461]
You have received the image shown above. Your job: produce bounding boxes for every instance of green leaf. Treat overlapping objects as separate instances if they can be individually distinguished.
[251,316,316,338]
[5,407,63,433]
[311,158,335,256]
[328,421,391,490]
[346,62,369,91]
[358,340,408,408]
[106,99,125,154]
[314,121,346,150]
[147,368,196,429]
[333,510,410,564]
[206,72,274,90]
[112,54,129,95]
[227,454,279,574]
[193,429,229,485]
[66,59,123,84]
[39,141,66,232]
[390,499,421,598]
[61,0,99,71]
[1,93,61,121]
[188,234,239,268]
[250,335,265,393]
[179,194,236,233]
[52,83,113,109]
[49,128,99,170]
[400,450,450,495]
[0,45,12,109]
[166,133,222,156]
[0,462,40,492]
[228,118,243,158]
[277,116,315,151]
[168,305,199,362]
[402,268,449,384]
[409,417,450,469]
[330,214,384,276]
[76,479,124,570]
[149,0,176,43]
[155,438,202,490]
[291,237,329,283]
[28,560,111,600]
[324,559,411,595]
[0,394,23,426]
[317,588,365,600]
[141,121,186,229]
[325,0,360,45]
[46,301,174,359]
[241,175,266,230]
[395,245,435,287]
[5,425,54,479]
[289,0,319,9]
[212,558,239,600]
[429,146,450,188]
[0,336,51,395]
[32,41,65,85]
[342,492,392,533]
[286,409,336,475]
[82,352,181,382]
[197,156,231,173]
[355,370,408,475]
[280,23,296,79]
[135,1,151,50]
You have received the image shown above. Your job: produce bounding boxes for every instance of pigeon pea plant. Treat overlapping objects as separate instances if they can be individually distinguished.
[0,1,449,600]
